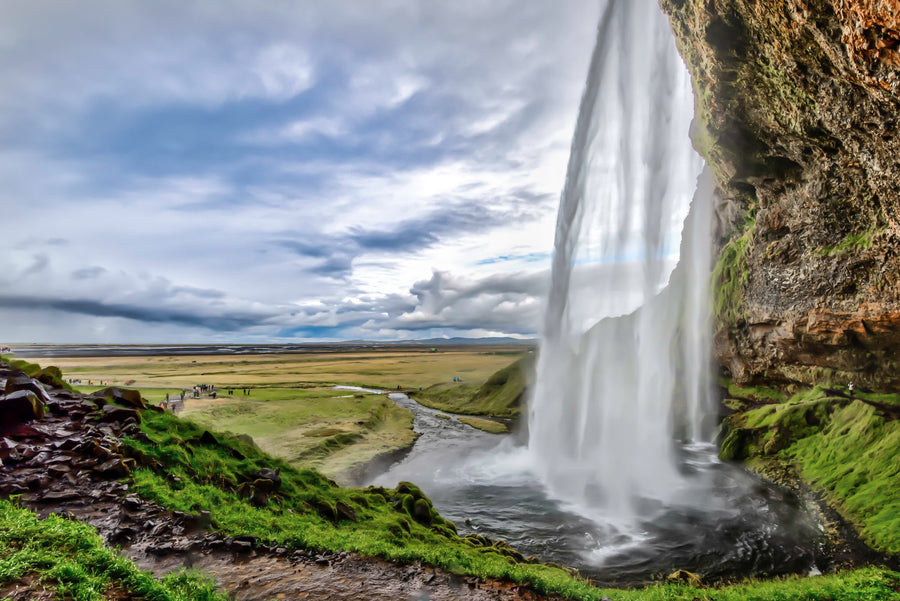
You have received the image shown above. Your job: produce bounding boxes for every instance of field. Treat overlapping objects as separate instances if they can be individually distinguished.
[18,346,527,481]
[30,347,526,391]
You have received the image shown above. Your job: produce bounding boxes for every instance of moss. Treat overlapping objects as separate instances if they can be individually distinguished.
[814,226,885,257]
[1,357,74,392]
[711,219,754,329]
[722,383,900,555]
[0,499,226,600]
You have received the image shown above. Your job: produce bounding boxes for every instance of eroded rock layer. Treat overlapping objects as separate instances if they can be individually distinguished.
[661,0,900,389]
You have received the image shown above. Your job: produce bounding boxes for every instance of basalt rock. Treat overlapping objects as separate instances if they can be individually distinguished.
[4,374,52,404]
[0,390,45,429]
[662,0,900,390]
[88,387,145,410]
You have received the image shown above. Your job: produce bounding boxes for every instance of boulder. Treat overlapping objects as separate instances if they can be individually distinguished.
[4,374,51,404]
[0,390,45,427]
[88,387,145,409]
[100,404,140,424]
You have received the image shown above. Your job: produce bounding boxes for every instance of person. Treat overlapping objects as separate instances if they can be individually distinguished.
[848,381,854,397]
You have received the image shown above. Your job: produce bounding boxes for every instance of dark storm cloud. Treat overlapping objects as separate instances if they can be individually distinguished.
[0,294,267,331]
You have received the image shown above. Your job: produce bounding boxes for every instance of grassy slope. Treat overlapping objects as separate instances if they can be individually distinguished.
[412,355,533,418]
[123,409,900,601]
[177,387,416,479]
[0,499,225,601]
[721,384,900,555]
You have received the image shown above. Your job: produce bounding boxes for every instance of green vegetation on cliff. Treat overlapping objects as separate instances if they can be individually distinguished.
[711,220,753,328]
[0,499,225,601]
[412,355,532,418]
[720,384,900,555]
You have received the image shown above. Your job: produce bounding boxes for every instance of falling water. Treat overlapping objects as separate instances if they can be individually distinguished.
[528,0,714,521]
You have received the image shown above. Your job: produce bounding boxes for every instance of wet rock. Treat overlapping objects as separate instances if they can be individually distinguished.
[100,404,140,424]
[0,390,45,427]
[232,540,254,553]
[94,457,135,479]
[335,501,358,523]
[87,387,145,410]
[4,374,51,404]
[36,490,81,503]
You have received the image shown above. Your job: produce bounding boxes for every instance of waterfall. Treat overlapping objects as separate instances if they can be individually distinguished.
[528,0,713,521]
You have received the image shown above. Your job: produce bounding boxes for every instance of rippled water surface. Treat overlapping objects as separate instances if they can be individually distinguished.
[372,393,825,585]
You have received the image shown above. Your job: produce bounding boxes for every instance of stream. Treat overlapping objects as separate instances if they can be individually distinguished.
[368,392,827,585]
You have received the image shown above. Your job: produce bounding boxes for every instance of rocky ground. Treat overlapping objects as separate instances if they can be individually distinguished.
[0,363,558,601]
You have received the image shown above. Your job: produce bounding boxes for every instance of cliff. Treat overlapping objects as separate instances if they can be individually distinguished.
[661,0,900,391]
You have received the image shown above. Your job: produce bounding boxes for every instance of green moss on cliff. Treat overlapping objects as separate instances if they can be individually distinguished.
[814,226,884,257]
[711,220,754,328]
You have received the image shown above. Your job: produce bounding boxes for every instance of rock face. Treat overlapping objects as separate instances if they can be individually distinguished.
[661,0,900,390]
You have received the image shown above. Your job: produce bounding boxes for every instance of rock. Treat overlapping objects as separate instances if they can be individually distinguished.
[94,457,134,478]
[0,390,45,427]
[663,0,900,390]
[4,374,51,403]
[335,501,358,522]
[87,387,145,409]
[99,404,140,423]
[231,539,253,553]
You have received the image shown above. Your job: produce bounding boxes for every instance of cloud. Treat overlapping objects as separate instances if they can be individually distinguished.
[0,0,605,342]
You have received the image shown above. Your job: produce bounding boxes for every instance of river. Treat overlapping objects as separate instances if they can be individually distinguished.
[369,392,827,585]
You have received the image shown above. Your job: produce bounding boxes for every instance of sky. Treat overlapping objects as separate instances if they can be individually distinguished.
[0,0,604,343]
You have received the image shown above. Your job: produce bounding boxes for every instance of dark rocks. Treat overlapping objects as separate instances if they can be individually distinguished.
[335,501,358,523]
[4,374,51,403]
[0,390,45,428]
[100,404,140,424]
[87,387,145,410]
[94,457,135,478]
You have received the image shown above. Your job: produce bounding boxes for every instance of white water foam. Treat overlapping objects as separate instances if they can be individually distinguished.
[528,0,715,524]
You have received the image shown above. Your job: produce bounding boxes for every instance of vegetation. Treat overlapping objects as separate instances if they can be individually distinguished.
[177,387,416,480]
[721,384,900,555]
[0,354,72,391]
[34,348,523,391]
[711,220,754,328]
[413,355,532,418]
[0,499,225,601]
[118,408,900,601]
[814,227,884,257]
[458,416,509,434]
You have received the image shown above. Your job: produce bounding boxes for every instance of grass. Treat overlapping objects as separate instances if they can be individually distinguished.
[120,408,900,601]
[412,355,532,417]
[0,499,225,601]
[23,348,525,391]
[458,416,509,434]
[176,387,416,480]
[721,383,900,555]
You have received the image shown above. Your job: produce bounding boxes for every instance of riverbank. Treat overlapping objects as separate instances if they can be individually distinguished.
[719,381,900,559]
